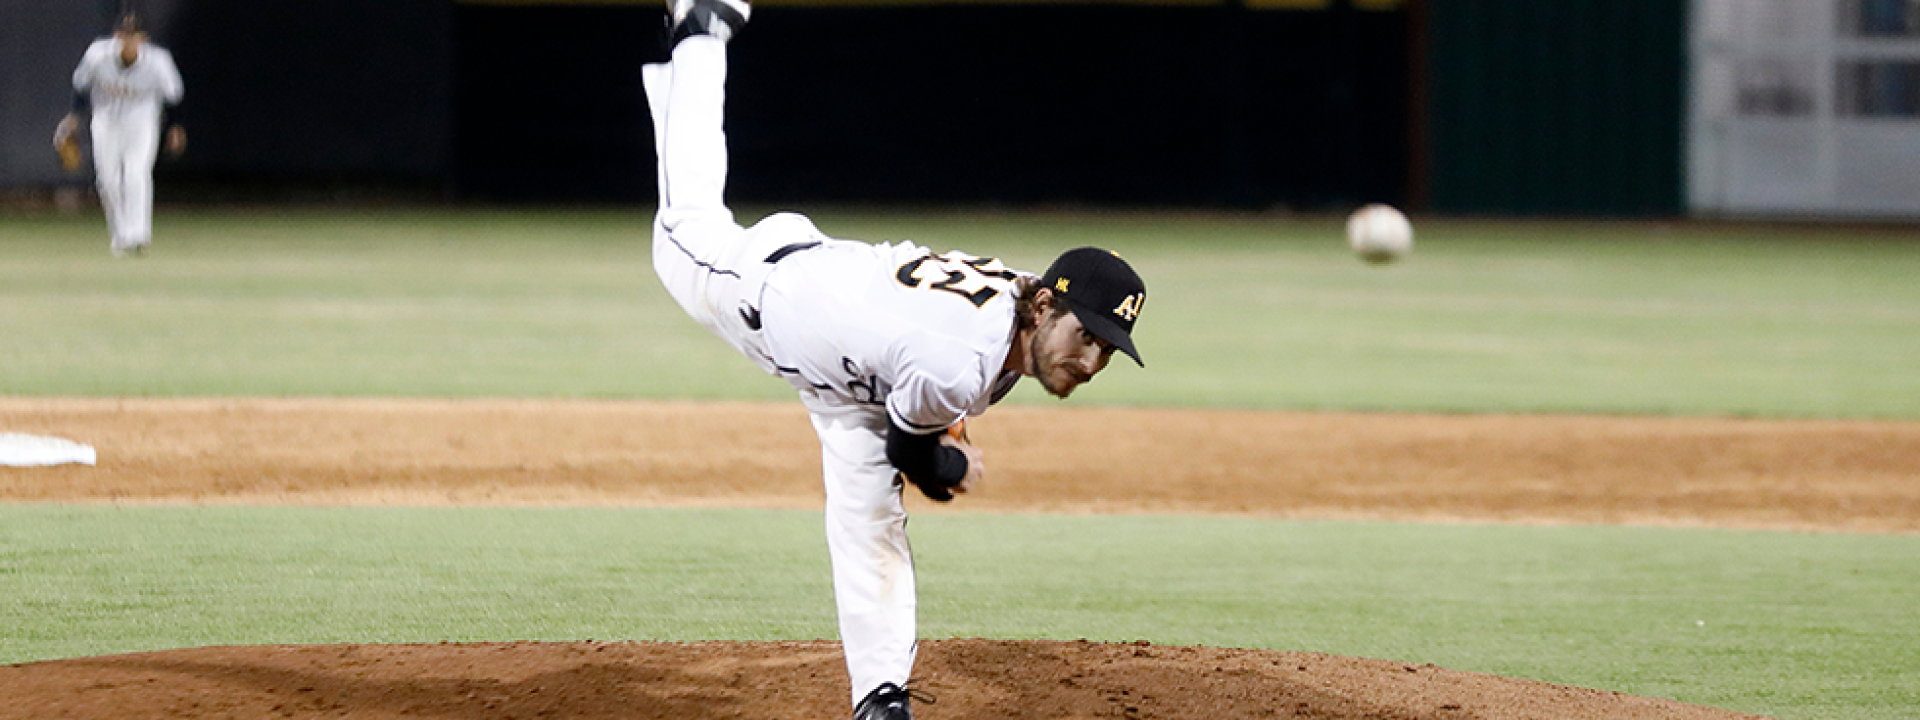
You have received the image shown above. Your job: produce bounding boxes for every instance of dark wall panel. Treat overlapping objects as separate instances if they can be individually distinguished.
[1426,0,1685,215]
[452,4,658,202]
[165,0,452,187]
[452,3,1411,208]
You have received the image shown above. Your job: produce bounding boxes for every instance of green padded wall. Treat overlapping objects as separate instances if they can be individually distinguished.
[1426,0,1686,215]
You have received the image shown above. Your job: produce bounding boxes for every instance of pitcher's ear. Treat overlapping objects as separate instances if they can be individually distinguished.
[1031,287,1057,314]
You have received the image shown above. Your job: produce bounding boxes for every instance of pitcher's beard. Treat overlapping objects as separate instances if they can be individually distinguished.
[1032,339,1081,399]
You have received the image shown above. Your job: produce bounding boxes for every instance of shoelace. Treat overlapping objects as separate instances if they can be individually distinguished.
[901,679,938,706]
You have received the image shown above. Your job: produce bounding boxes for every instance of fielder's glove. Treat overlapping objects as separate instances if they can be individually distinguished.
[53,116,81,172]
[57,136,82,172]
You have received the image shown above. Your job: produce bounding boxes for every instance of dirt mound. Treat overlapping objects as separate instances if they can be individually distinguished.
[0,639,1767,720]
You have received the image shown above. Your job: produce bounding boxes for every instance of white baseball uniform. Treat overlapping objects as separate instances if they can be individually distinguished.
[644,37,1023,706]
[72,36,183,254]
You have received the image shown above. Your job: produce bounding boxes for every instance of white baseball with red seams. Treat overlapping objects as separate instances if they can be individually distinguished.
[1346,203,1414,264]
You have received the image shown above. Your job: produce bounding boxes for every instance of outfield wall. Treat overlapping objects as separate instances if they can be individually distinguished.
[453,1,1411,209]
[2,0,1706,217]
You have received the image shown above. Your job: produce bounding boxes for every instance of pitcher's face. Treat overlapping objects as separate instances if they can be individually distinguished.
[1027,304,1114,399]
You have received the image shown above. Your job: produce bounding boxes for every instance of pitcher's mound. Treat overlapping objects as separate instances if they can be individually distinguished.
[1,638,1766,720]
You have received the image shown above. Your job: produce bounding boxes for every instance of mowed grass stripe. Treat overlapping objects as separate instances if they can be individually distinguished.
[3,209,1918,417]
[1,505,1915,720]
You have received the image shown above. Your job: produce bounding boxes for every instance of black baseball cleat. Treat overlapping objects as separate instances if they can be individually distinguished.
[668,0,749,45]
[852,682,912,720]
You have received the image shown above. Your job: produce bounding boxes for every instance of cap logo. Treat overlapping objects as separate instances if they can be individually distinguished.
[1055,277,1070,293]
[1113,293,1144,322]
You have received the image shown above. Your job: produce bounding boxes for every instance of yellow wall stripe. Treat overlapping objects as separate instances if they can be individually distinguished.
[459,0,1403,8]
[1243,0,1327,8]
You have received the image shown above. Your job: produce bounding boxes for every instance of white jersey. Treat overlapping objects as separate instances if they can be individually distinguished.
[758,239,1026,433]
[73,38,183,125]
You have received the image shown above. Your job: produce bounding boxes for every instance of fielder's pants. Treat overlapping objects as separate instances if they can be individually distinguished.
[90,113,160,252]
[643,36,919,709]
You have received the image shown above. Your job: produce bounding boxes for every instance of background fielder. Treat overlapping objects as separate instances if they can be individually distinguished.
[55,12,185,258]
[645,2,1148,718]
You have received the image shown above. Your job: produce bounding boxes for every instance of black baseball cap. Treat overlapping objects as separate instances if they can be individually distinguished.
[1040,247,1146,367]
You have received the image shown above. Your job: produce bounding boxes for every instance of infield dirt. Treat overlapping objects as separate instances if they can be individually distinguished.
[7,397,1915,719]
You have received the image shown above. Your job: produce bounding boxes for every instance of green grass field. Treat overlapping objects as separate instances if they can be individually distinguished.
[4,208,1918,416]
[3,208,1918,719]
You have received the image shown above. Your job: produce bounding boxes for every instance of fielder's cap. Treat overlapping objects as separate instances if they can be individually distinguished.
[1040,247,1147,367]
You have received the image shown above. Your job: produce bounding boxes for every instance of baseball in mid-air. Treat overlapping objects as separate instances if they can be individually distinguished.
[1345,203,1413,264]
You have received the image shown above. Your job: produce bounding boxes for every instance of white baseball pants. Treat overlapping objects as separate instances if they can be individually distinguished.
[643,36,918,708]
[90,113,161,252]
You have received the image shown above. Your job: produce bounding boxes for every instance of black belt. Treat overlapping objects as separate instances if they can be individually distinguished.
[764,241,821,264]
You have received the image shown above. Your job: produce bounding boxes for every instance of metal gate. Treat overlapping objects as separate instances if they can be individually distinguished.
[1690,0,1920,218]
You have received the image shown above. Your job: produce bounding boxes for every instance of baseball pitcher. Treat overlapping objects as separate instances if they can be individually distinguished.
[55,12,185,258]
[647,3,1147,719]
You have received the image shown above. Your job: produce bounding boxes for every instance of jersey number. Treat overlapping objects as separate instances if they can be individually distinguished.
[895,253,1017,308]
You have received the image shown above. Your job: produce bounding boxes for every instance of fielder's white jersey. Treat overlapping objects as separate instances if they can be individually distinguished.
[758,239,1026,433]
[73,38,183,123]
